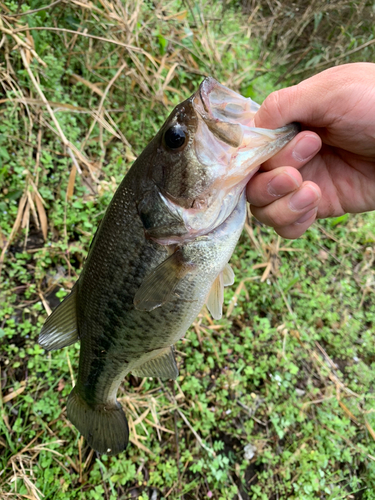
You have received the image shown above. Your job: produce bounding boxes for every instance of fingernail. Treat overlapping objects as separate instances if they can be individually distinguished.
[292,135,321,162]
[267,171,300,196]
[289,185,320,211]
[295,208,317,224]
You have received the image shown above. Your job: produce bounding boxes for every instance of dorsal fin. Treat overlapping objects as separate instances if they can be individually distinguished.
[38,287,79,351]
[132,347,178,380]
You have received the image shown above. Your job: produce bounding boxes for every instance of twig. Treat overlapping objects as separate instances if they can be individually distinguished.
[4,0,62,17]
[161,381,215,457]
[81,62,126,150]
[292,39,375,76]
[13,26,157,66]
[171,383,182,499]
[0,193,27,277]
[0,20,46,66]
[19,49,83,175]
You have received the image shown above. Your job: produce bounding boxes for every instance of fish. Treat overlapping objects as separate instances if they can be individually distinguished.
[39,77,299,455]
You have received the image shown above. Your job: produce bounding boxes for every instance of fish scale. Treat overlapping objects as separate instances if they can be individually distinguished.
[39,77,299,455]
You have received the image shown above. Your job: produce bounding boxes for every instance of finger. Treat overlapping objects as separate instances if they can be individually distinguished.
[253,63,374,130]
[253,83,324,130]
[260,131,322,171]
[246,167,302,207]
[250,181,321,228]
[273,209,318,239]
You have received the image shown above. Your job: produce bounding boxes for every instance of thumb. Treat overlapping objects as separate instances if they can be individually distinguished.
[253,82,326,130]
[254,63,375,130]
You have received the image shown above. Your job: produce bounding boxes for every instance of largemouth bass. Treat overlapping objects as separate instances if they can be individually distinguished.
[39,78,298,455]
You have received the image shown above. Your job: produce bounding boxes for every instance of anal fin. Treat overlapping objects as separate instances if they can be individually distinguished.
[132,346,179,380]
[38,286,79,351]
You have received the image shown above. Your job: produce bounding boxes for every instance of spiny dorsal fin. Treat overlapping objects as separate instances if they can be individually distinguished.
[38,287,79,351]
[134,248,196,312]
[132,346,179,380]
[206,264,235,320]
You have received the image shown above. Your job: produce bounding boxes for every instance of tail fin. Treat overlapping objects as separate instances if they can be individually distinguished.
[67,387,129,455]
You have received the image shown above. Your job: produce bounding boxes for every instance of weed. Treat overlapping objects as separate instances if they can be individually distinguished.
[1,1,375,499]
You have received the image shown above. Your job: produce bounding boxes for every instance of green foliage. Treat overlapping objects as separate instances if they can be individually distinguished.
[1,1,375,499]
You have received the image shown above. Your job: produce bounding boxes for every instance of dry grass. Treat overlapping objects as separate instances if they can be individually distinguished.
[247,0,375,83]
[1,1,375,499]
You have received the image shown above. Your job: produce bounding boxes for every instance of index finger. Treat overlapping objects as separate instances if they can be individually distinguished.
[260,131,321,171]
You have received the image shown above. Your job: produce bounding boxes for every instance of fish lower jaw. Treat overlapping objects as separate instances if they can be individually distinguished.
[149,222,227,246]
[151,193,245,247]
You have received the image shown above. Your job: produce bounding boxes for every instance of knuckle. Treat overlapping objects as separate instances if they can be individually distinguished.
[276,227,302,239]
[252,202,297,229]
[266,207,290,228]
[261,89,290,125]
[247,176,268,206]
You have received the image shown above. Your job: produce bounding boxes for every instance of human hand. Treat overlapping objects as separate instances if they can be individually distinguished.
[246,63,375,238]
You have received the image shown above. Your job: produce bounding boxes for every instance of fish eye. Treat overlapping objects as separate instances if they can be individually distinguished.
[164,124,187,150]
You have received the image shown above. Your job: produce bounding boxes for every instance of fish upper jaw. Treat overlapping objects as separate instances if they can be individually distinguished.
[193,78,300,193]
[196,77,261,129]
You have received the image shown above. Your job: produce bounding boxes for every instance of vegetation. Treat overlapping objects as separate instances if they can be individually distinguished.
[1,1,375,499]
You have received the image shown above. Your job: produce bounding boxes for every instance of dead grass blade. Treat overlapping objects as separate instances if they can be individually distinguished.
[26,191,39,230]
[66,165,77,201]
[14,26,157,66]
[0,193,27,275]
[70,73,104,97]
[34,193,48,240]
[291,38,375,77]
[19,48,84,176]
[4,0,62,18]
[338,400,359,424]
[81,62,126,149]
[21,199,30,232]
[365,419,375,442]
[38,290,52,316]
[226,276,260,317]
[2,383,26,404]
[0,19,46,67]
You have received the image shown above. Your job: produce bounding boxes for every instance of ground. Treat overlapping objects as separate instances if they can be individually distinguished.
[1,1,375,499]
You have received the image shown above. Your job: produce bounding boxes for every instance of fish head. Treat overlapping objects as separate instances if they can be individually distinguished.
[146,91,208,205]
[139,78,299,244]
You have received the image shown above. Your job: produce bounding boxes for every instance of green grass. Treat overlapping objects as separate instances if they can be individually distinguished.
[1,1,375,499]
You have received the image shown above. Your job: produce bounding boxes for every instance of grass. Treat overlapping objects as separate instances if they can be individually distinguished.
[1,1,375,499]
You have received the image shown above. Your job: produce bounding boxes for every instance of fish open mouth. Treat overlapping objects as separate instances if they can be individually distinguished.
[193,77,299,190]
[197,77,260,138]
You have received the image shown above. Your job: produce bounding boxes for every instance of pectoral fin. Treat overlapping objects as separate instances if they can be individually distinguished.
[132,346,179,380]
[134,248,195,312]
[222,263,235,286]
[38,287,79,351]
[206,264,235,320]
[206,272,224,320]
